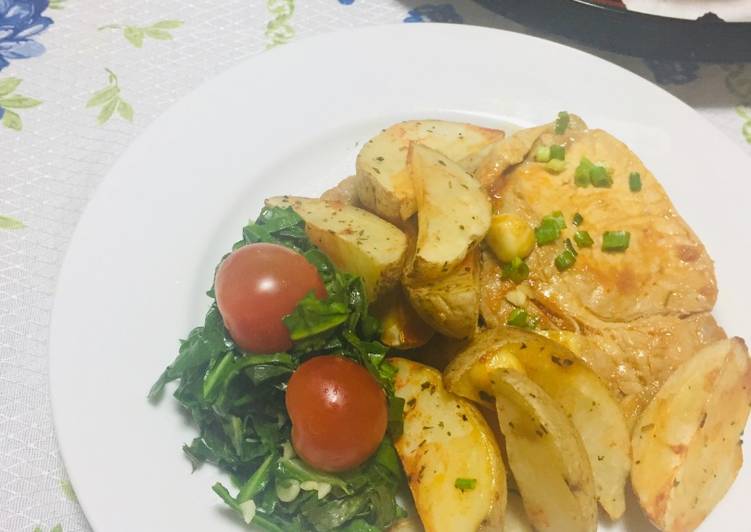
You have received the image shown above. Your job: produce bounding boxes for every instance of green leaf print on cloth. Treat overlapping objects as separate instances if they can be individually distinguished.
[59,478,78,502]
[87,69,134,125]
[48,0,66,9]
[33,525,62,532]
[737,106,751,144]
[0,215,24,229]
[99,20,183,48]
[266,0,295,48]
[0,77,42,131]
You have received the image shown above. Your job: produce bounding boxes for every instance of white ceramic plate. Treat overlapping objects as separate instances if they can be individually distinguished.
[49,24,751,532]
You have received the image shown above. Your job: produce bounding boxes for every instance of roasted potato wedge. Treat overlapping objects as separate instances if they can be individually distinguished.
[632,338,751,532]
[265,196,407,300]
[356,120,503,222]
[370,287,434,350]
[403,247,480,340]
[391,357,507,532]
[445,327,630,519]
[492,369,597,532]
[408,143,491,281]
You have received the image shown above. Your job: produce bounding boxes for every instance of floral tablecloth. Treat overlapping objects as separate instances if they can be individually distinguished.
[0,1,749,531]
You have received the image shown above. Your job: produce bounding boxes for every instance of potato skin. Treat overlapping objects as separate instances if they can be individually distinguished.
[403,247,480,340]
[391,357,507,532]
[631,338,751,532]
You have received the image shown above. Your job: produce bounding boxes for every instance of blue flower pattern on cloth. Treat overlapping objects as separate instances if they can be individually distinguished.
[644,59,700,86]
[0,0,53,71]
[404,3,463,23]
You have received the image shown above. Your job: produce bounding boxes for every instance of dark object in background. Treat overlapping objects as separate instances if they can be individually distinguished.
[478,0,751,62]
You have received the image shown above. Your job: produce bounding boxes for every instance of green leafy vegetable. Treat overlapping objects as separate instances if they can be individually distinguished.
[150,207,405,531]
[572,213,583,226]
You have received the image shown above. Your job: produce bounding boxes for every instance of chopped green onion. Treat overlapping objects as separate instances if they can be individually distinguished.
[535,146,551,162]
[506,308,538,329]
[545,159,566,174]
[575,157,593,187]
[535,211,566,245]
[564,238,578,256]
[572,213,583,226]
[548,211,566,230]
[455,478,477,491]
[555,249,577,271]
[629,172,642,192]
[502,256,529,284]
[602,231,631,252]
[549,144,566,161]
[535,219,561,245]
[590,165,613,188]
[574,230,594,248]
[555,111,570,134]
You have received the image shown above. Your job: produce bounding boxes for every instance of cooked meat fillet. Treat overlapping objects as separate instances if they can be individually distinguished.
[495,128,717,324]
[479,126,723,422]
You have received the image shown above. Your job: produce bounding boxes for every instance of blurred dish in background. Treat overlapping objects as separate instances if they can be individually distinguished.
[479,0,751,61]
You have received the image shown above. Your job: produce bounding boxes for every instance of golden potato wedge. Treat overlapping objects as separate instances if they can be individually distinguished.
[265,196,406,300]
[409,143,491,281]
[632,337,751,532]
[403,247,480,340]
[390,357,506,532]
[492,369,597,532]
[370,287,434,350]
[356,120,503,222]
[445,327,631,519]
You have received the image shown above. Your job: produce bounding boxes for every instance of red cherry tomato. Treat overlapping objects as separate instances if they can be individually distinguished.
[286,355,388,472]
[215,243,326,353]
